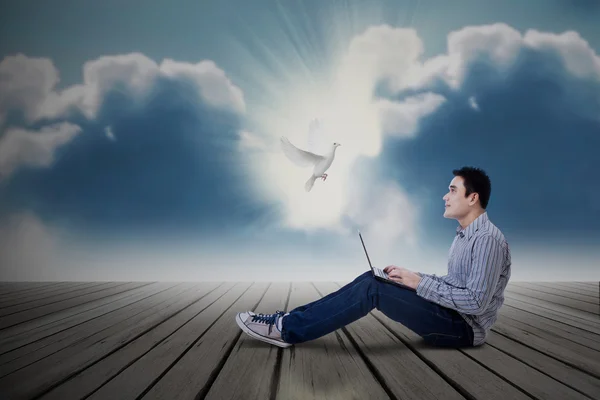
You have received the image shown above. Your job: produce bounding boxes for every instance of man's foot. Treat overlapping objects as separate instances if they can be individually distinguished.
[235,310,292,348]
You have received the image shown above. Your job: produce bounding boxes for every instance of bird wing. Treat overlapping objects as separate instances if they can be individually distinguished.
[280,136,324,167]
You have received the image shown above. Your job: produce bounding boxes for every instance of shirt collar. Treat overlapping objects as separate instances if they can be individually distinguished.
[456,212,488,240]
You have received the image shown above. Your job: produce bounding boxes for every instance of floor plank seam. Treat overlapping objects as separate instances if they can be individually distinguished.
[24,282,206,399]
[506,291,599,317]
[0,282,113,317]
[191,282,270,400]
[0,282,171,357]
[499,313,600,350]
[269,282,292,400]
[369,311,475,400]
[0,284,192,379]
[0,282,157,342]
[0,282,158,332]
[505,294,600,324]
[71,282,233,400]
[502,304,600,336]
[0,282,95,309]
[311,283,398,400]
[456,348,537,399]
[131,282,271,400]
[510,285,599,306]
[490,328,600,380]
[484,341,598,400]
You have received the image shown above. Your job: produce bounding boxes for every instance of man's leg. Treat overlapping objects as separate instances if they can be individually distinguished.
[234,271,372,348]
[281,273,473,347]
[236,272,473,348]
[287,270,372,314]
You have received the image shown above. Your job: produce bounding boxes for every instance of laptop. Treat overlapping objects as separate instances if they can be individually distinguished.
[357,229,416,291]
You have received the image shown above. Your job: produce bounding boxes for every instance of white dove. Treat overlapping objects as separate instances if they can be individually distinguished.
[280,134,341,192]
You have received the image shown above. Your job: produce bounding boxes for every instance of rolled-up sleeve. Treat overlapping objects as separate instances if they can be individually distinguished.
[416,235,504,315]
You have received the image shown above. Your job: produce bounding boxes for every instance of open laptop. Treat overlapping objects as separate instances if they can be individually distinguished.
[357,229,416,291]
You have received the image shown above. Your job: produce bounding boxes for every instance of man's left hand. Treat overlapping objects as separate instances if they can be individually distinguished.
[385,265,422,289]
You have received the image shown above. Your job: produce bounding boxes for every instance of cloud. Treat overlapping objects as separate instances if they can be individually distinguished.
[0,52,246,125]
[378,23,600,238]
[242,25,448,247]
[0,52,266,242]
[377,93,446,137]
[0,122,81,180]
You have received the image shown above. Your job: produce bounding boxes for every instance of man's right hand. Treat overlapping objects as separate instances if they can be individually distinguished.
[383,265,401,274]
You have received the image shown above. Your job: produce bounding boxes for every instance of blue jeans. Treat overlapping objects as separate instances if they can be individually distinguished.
[281,271,474,347]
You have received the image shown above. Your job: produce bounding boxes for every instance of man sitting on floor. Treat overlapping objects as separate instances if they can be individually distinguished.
[235,166,512,348]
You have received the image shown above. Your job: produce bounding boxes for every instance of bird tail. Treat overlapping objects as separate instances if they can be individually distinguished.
[305,175,317,192]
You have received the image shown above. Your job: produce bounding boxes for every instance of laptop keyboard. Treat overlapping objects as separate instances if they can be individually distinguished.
[373,268,388,278]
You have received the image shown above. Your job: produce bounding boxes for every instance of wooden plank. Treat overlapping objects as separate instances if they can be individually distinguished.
[313,281,466,400]
[0,282,116,316]
[499,305,600,351]
[575,282,600,288]
[0,282,75,303]
[461,337,590,400]
[485,331,600,400]
[138,282,269,400]
[0,282,212,399]
[0,282,180,375]
[535,283,599,298]
[274,282,391,400]
[0,282,154,343]
[203,283,290,400]
[40,282,241,400]
[510,282,598,304]
[504,291,600,325]
[370,309,532,400]
[0,282,161,354]
[492,314,600,378]
[0,282,96,308]
[0,282,61,297]
[506,284,598,314]
[502,297,600,336]
[0,282,141,330]
[322,279,535,400]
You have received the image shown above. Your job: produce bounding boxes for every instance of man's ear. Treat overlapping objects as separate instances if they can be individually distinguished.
[470,193,479,204]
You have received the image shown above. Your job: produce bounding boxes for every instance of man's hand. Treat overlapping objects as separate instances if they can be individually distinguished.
[383,265,422,290]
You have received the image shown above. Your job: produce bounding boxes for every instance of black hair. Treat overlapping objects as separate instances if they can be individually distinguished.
[452,166,492,209]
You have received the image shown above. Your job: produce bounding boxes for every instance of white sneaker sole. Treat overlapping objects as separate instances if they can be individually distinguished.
[236,313,292,348]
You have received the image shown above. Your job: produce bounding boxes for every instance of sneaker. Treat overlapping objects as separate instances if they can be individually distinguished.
[236,310,292,348]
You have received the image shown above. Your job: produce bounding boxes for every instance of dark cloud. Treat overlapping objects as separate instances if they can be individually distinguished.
[0,75,276,238]
[381,35,600,242]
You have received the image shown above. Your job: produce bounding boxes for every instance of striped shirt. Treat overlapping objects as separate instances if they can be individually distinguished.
[416,212,511,346]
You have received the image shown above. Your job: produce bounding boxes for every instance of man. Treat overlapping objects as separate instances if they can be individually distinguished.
[235,166,511,348]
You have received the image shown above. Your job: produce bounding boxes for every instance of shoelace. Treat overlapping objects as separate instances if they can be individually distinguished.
[251,310,285,334]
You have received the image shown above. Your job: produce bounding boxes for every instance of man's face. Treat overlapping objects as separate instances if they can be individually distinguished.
[443,176,474,220]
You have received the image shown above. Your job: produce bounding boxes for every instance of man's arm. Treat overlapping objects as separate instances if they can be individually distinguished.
[415,235,505,315]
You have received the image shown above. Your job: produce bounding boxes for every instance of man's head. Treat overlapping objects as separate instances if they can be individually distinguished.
[443,166,491,221]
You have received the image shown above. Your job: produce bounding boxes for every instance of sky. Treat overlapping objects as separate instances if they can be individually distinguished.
[0,0,599,282]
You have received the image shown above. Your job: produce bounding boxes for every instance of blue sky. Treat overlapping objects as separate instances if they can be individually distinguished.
[0,0,599,281]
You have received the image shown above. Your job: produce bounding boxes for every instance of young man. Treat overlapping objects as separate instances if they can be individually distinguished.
[235,166,511,348]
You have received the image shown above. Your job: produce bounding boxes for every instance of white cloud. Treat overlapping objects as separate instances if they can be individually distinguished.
[242,21,600,251]
[0,54,61,125]
[468,96,479,111]
[0,52,246,124]
[105,126,116,141]
[243,25,445,247]
[0,122,81,180]
[238,130,269,151]
[377,93,446,137]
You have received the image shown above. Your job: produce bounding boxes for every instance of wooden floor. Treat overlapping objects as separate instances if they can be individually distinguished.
[0,280,598,400]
